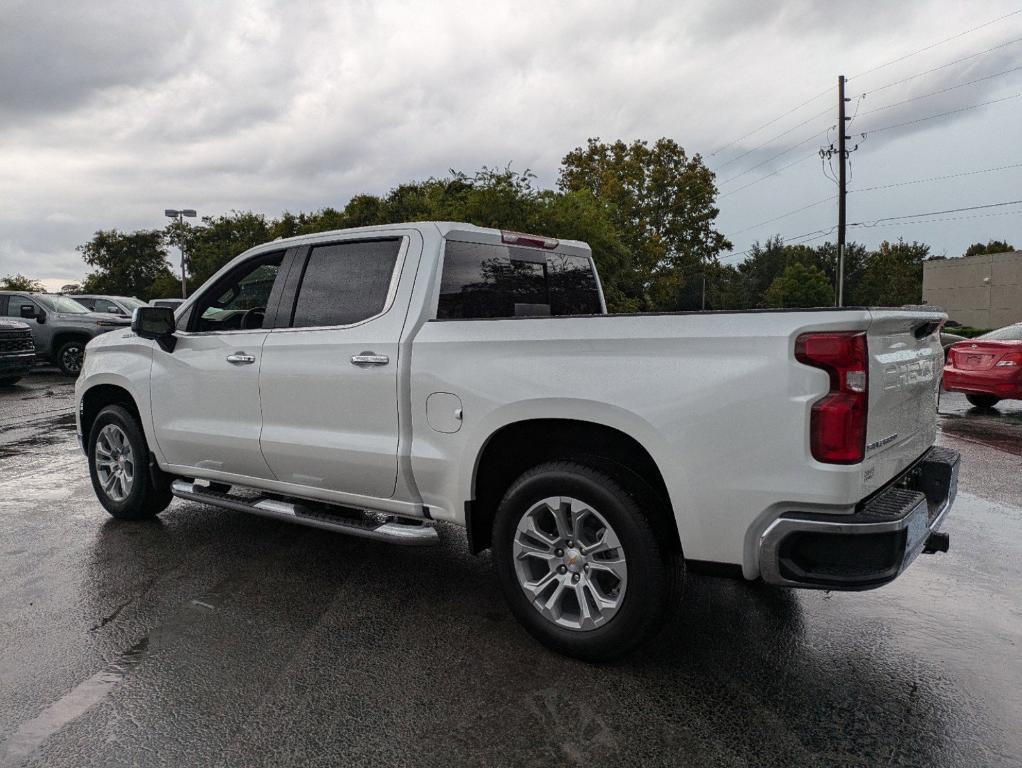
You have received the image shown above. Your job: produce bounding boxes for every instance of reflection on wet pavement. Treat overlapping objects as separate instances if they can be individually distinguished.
[0,376,1019,767]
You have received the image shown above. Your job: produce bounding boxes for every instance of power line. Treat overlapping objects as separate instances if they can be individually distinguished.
[730,196,837,237]
[720,225,837,264]
[717,153,817,198]
[862,91,1022,134]
[848,208,1022,229]
[859,64,1022,115]
[706,85,832,159]
[718,130,830,186]
[849,8,1022,81]
[862,34,1022,95]
[849,198,1022,227]
[713,106,832,170]
[851,161,1022,192]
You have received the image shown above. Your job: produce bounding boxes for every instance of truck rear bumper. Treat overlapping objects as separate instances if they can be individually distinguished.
[758,446,960,590]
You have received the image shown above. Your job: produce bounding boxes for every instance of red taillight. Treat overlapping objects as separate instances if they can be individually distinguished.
[501,230,559,249]
[795,332,868,464]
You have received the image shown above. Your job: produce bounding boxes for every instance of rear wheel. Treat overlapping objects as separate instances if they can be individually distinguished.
[966,393,1000,408]
[492,461,680,662]
[56,339,87,377]
[88,405,172,520]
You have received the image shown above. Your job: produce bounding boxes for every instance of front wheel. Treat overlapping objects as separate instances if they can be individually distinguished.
[56,339,87,377]
[88,405,172,520]
[966,393,1000,408]
[492,461,680,662]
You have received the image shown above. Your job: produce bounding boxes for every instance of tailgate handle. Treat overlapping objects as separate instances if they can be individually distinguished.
[913,320,940,340]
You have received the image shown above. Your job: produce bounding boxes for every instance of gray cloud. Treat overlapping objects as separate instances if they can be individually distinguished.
[1,0,1020,285]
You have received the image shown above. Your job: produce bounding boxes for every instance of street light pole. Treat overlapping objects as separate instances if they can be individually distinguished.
[164,208,196,298]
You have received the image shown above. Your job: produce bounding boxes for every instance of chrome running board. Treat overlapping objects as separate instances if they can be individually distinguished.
[170,479,439,546]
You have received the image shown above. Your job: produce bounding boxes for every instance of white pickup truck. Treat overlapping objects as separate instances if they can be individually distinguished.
[76,222,959,660]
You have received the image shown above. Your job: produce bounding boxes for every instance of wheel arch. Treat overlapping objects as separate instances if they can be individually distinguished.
[51,331,92,359]
[466,415,681,555]
[80,383,144,443]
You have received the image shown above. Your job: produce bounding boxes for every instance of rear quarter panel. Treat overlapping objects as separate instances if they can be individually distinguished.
[409,310,876,571]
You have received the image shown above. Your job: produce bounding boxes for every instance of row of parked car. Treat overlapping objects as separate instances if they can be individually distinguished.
[0,287,1019,407]
[0,292,184,381]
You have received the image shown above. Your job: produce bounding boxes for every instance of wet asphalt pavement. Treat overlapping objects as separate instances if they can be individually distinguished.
[0,373,1020,767]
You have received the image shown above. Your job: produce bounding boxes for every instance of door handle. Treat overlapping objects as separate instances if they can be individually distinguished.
[351,352,389,367]
[226,352,256,365]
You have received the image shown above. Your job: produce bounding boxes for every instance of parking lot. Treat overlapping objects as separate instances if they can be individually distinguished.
[0,373,1019,768]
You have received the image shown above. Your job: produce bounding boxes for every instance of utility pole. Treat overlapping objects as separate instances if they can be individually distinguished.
[164,208,196,298]
[701,274,707,310]
[836,75,848,307]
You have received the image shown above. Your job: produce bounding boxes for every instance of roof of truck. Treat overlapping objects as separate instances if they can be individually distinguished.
[262,221,590,252]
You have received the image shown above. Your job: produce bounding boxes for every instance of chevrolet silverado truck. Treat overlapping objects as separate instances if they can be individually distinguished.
[75,222,959,660]
[0,319,36,386]
[0,291,131,376]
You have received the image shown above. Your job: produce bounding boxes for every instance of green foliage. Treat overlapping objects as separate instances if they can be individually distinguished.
[850,239,928,307]
[558,138,730,310]
[178,211,274,288]
[0,273,44,291]
[765,262,833,308]
[77,230,175,300]
[949,326,993,338]
[964,239,1015,257]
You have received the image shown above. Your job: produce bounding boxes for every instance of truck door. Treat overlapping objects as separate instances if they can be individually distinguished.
[150,249,290,479]
[257,234,418,499]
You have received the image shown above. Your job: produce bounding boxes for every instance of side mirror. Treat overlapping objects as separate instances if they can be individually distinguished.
[20,304,44,323]
[132,306,177,352]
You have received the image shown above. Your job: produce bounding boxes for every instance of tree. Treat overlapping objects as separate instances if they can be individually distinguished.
[558,138,730,310]
[964,239,1015,257]
[765,263,833,308]
[0,273,44,291]
[77,230,174,300]
[177,211,273,288]
[852,239,929,306]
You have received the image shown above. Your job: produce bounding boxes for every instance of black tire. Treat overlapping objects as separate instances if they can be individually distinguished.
[966,393,1000,408]
[0,377,22,386]
[56,338,88,377]
[492,461,680,662]
[88,405,172,520]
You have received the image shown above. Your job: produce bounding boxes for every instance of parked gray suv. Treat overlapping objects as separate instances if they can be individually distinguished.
[0,292,130,376]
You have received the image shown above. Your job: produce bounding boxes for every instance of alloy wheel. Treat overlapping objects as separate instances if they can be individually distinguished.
[512,496,628,631]
[94,424,135,502]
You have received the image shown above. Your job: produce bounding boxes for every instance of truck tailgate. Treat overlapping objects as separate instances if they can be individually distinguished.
[863,310,944,494]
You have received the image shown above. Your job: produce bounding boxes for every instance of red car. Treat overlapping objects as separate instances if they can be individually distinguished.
[943,322,1022,408]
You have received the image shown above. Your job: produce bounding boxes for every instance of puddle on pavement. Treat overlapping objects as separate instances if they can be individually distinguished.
[0,412,76,455]
[0,637,150,765]
[939,414,1022,456]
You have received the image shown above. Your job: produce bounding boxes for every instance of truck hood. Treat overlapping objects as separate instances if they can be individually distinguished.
[57,312,130,326]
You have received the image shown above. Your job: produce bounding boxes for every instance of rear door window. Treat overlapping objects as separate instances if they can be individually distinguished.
[437,241,601,319]
[290,239,401,328]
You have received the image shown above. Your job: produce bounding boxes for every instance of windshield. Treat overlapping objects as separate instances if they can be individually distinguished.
[118,297,147,310]
[979,324,1022,341]
[34,294,90,314]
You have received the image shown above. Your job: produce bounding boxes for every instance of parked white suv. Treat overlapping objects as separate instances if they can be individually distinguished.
[76,222,958,659]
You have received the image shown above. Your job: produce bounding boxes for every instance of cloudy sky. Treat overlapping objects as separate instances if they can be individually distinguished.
[2,0,1021,289]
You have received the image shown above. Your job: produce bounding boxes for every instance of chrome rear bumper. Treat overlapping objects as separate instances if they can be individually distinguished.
[759,446,960,590]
